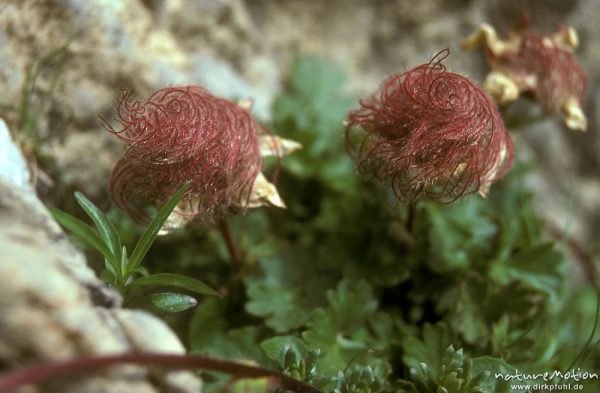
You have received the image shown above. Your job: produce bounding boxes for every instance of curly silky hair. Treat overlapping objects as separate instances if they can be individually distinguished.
[103,86,262,223]
[346,49,514,202]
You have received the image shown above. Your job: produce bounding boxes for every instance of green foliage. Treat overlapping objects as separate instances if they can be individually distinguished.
[245,254,334,333]
[182,56,599,392]
[41,55,595,392]
[272,55,354,191]
[400,347,488,393]
[399,325,511,393]
[333,365,385,393]
[146,292,198,313]
[51,183,218,313]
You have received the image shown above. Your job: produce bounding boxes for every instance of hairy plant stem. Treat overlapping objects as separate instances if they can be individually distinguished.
[0,353,321,393]
[218,218,242,274]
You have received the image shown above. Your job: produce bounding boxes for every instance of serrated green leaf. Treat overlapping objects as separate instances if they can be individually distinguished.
[439,279,489,344]
[128,183,189,271]
[50,207,116,267]
[425,197,497,273]
[302,280,381,376]
[129,273,219,296]
[74,192,122,263]
[147,292,197,313]
[401,323,454,380]
[245,254,333,333]
[489,243,564,302]
[470,356,515,393]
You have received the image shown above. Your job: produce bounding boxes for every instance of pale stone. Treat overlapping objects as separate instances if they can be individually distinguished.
[0,118,31,192]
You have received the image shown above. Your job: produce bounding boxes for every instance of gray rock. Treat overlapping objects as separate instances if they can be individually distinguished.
[0,118,31,192]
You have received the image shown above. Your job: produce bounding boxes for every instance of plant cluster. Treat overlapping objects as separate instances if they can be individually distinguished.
[2,19,598,393]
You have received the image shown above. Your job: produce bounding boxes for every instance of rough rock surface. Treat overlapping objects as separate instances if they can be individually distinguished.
[0,125,201,392]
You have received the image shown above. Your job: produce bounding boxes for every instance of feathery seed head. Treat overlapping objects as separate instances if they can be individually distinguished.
[104,86,262,224]
[463,22,588,131]
[345,49,514,202]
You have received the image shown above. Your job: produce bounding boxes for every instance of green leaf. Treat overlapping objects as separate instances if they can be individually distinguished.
[401,322,454,380]
[425,197,497,273]
[120,245,128,277]
[128,183,189,271]
[245,254,333,333]
[302,280,380,376]
[260,336,308,362]
[470,356,515,393]
[326,279,378,330]
[437,278,489,344]
[129,273,219,296]
[489,243,564,302]
[189,298,271,364]
[74,192,122,262]
[147,292,198,313]
[303,308,349,375]
[49,207,116,267]
[102,260,117,285]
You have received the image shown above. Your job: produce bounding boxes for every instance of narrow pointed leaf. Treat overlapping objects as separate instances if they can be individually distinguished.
[120,245,128,278]
[128,273,219,296]
[74,192,122,261]
[50,207,117,268]
[128,183,189,271]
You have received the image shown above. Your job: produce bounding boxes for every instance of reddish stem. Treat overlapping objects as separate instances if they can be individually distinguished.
[218,219,242,273]
[545,222,599,288]
[0,353,321,393]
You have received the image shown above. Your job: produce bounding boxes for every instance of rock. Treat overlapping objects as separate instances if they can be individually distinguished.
[0,0,276,127]
[48,131,120,198]
[0,118,31,192]
[0,30,25,106]
[0,119,201,392]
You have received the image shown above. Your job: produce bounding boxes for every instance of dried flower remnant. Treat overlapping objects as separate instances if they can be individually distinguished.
[104,86,289,228]
[345,49,514,202]
[463,22,587,131]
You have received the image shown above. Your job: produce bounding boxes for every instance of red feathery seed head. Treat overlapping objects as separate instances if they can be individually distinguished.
[104,86,262,223]
[346,49,514,202]
[487,28,587,114]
